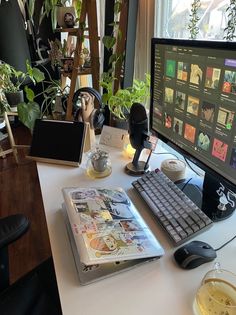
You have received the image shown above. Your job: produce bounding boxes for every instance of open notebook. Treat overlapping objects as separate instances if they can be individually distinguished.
[62,187,164,285]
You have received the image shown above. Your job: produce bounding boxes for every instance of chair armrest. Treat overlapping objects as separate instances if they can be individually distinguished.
[0,214,30,249]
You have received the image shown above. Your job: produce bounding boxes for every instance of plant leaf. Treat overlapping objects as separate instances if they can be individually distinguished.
[32,67,45,82]
[25,86,35,102]
[102,36,116,50]
[28,0,35,19]
[17,101,41,131]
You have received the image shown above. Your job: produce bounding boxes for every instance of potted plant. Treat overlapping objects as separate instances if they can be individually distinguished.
[48,38,90,74]
[100,72,150,128]
[17,65,69,131]
[48,38,75,72]
[89,148,109,173]
[31,0,81,30]
[100,0,150,128]
[0,60,45,111]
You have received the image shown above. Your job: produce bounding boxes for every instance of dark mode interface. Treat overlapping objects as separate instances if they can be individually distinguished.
[152,42,236,185]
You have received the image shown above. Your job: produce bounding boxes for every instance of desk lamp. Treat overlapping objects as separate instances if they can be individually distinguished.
[125,103,152,176]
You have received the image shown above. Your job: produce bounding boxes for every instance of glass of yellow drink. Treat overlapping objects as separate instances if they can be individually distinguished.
[193,268,236,315]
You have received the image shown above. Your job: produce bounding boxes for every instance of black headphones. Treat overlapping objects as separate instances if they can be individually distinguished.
[72,87,105,130]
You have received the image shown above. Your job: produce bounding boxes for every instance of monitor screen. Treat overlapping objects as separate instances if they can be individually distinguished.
[150,38,236,221]
[150,38,236,187]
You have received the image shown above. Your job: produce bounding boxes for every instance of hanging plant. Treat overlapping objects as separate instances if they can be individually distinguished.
[224,0,236,41]
[101,0,123,78]
[187,0,201,39]
[100,1,150,121]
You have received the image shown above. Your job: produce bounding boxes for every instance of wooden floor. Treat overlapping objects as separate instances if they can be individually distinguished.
[0,123,51,284]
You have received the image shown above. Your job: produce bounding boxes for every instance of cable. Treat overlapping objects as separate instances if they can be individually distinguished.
[180,178,193,192]
[183,156,202,177]
[214,234,236,251]
[152,151,180,159]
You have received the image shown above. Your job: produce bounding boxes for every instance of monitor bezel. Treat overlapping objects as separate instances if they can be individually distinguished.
[150,37,236,189]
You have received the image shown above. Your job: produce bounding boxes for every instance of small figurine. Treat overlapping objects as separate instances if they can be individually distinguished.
[78,52,85,70]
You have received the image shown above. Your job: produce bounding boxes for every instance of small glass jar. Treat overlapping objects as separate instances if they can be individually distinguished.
[86,147,112,178]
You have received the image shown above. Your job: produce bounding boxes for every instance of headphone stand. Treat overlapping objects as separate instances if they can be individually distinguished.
[83,123,92,153]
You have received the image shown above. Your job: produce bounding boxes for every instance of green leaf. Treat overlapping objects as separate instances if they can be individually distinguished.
[32,68,45,82]
[26,60,33,76]
[114,1,122,14]
[25,86,35,102]
[51,7,58,31]
[17,101,41,131]
[102,36,116,50]
[108,53,118,65]
[28,0,35,19]
[102,94,109,104]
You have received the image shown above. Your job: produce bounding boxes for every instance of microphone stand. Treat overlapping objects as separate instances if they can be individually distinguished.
[125,133,152,176]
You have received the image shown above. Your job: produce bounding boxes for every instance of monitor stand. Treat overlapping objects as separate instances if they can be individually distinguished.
[175,172,236,222]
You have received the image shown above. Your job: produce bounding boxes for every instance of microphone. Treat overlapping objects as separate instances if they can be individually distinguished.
[125,103,152,176]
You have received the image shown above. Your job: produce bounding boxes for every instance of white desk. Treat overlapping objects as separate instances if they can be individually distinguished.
[37,145,236,315]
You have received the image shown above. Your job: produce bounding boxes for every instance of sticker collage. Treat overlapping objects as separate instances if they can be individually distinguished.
[68,188,158,263]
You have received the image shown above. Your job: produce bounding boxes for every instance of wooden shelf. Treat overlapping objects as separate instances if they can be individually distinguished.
[56,27,100,38]
[56,27,79,35]
[64,0,100,120]
[61,67,92,78]
[56,26,88,33]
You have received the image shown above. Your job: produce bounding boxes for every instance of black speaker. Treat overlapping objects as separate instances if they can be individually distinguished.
[72,87,105,130]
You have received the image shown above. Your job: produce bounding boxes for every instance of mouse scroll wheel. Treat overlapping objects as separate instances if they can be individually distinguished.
[203,245,210,249]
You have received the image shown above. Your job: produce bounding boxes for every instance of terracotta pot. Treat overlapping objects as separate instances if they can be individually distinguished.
[57,7,76,28]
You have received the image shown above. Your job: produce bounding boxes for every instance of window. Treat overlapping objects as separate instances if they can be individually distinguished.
[155,0,230,40]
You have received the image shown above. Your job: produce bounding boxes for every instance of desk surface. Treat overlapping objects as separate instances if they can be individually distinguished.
[37,145,236,315]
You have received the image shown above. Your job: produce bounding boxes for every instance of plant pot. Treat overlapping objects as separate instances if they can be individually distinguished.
[4,90,24,112]
[110,114,128,130]
[57,7,76,28]
[61,57,74,74]
[92,157,108,172]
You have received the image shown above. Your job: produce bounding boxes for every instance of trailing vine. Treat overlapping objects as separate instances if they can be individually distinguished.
[187,0,201,39]
[101,0,123,86]
[224,0,236,41]
[100,0,150,120]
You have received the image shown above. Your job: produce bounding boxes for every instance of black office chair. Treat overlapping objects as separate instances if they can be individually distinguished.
[0,214,62,315]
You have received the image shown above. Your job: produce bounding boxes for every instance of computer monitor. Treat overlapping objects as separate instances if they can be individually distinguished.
[150,38,236,221]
